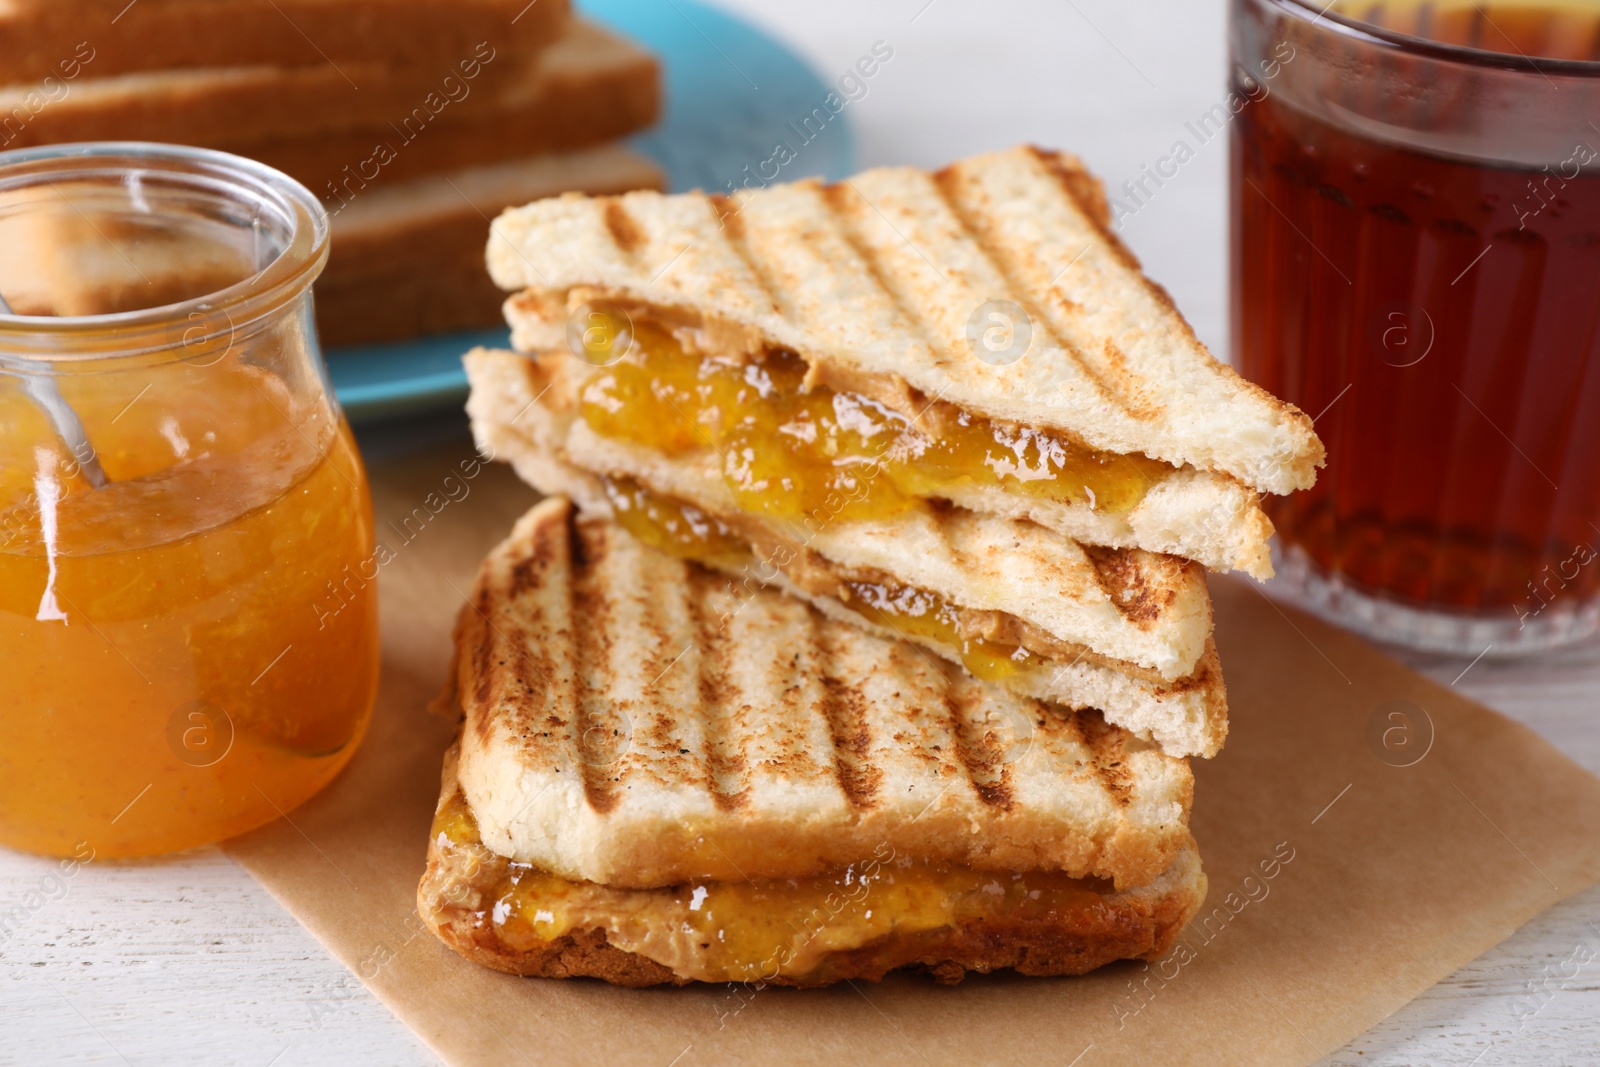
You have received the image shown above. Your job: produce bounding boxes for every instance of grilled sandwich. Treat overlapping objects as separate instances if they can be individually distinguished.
[419,496,1206,986]
[482,145,1324,582]
[466,345,1229,758]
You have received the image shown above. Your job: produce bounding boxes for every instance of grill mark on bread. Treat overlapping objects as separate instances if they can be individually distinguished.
[603,198,644,254]
[933,160,1162,423]
[818,181,951,364]
[517,352,569,415]
[618,523,705,795]
[1080,544,1186,630]
[472,515,563,751]
[1027,144,1212,367]
[813,619,882,809]
[709,194,743,237]
[1026,147,1125,260]
[1075,709,1133,809]
[1025,147,1236,427]
[700,195,787,319]
[467,594,498,749]
[945,676,1016,811]
[570,517,623,813]
[711,199,788,320]
[689,566,750,810]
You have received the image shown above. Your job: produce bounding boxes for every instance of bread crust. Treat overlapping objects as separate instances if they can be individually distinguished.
[421,905,1201,987]
[0,0,570,84]
[251,22,660,195]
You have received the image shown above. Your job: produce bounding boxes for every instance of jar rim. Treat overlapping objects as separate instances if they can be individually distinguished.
[1273,0,1600,76]
[0,141,330,363]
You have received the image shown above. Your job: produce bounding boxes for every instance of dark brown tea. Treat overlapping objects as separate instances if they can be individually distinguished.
[1232,4,1600,628]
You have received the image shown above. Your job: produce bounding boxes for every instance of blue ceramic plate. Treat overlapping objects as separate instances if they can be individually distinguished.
[327,0,856,424]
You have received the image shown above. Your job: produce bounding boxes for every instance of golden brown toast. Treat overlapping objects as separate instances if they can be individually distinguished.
[450,497,1197,889]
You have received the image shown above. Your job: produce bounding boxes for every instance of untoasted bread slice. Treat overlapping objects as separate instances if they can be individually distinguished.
[485,145,1323,496]
[316,147,665,347]
[0,21,659,200]
[0,51,510,150]
[464,348,1228,758]
[420,742,1207,986]
[452,497,1197,892]
[0,0,569,84]
[252,20,660,198]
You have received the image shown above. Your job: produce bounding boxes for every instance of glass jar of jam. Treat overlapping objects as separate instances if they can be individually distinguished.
[1232,0,1600,654]
[0,143,379,858]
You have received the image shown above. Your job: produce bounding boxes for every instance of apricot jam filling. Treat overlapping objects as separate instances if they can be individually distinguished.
[575,318,1172,522]
[836,577,1038,682]
[600,475,1038,681]
[601,474,751,570]
[431,790,1108,983]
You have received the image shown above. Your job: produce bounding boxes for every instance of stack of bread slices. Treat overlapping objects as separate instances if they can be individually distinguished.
[416,145,1329,986]
[0,0,662,344]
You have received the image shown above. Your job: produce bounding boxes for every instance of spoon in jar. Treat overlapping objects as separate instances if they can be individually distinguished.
[0,291,110,488]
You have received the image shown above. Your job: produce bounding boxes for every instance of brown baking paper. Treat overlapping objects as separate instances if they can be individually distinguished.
[225,439,1600,1067]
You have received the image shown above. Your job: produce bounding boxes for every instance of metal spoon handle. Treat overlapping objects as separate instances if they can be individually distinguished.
[0,293,110,488]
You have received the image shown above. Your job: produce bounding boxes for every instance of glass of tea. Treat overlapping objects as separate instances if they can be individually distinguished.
[0,143,379,858]
[1232,0,1600,655]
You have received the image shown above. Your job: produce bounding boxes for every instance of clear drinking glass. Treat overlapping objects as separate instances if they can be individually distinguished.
[1231,0,1600,654]
[0,143,379,858]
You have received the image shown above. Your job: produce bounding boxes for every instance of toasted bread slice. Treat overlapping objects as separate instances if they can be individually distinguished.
[251,19,659,199]
[0,0,569,84]
[464,348,1227,757]
[485,145,1323,496]
[452,497,1197,893]
[317,147,663,346]
[420,742,1207,986]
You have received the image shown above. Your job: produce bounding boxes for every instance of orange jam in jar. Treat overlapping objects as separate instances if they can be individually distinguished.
[0,144,378,858]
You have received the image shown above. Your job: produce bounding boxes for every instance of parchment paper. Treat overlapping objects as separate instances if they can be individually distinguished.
[225,437,1600,1067]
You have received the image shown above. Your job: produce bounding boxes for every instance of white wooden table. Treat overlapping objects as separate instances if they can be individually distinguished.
[4,1,1597,1062]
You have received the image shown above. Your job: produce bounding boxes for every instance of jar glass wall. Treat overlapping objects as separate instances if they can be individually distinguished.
[0,143,379,858]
